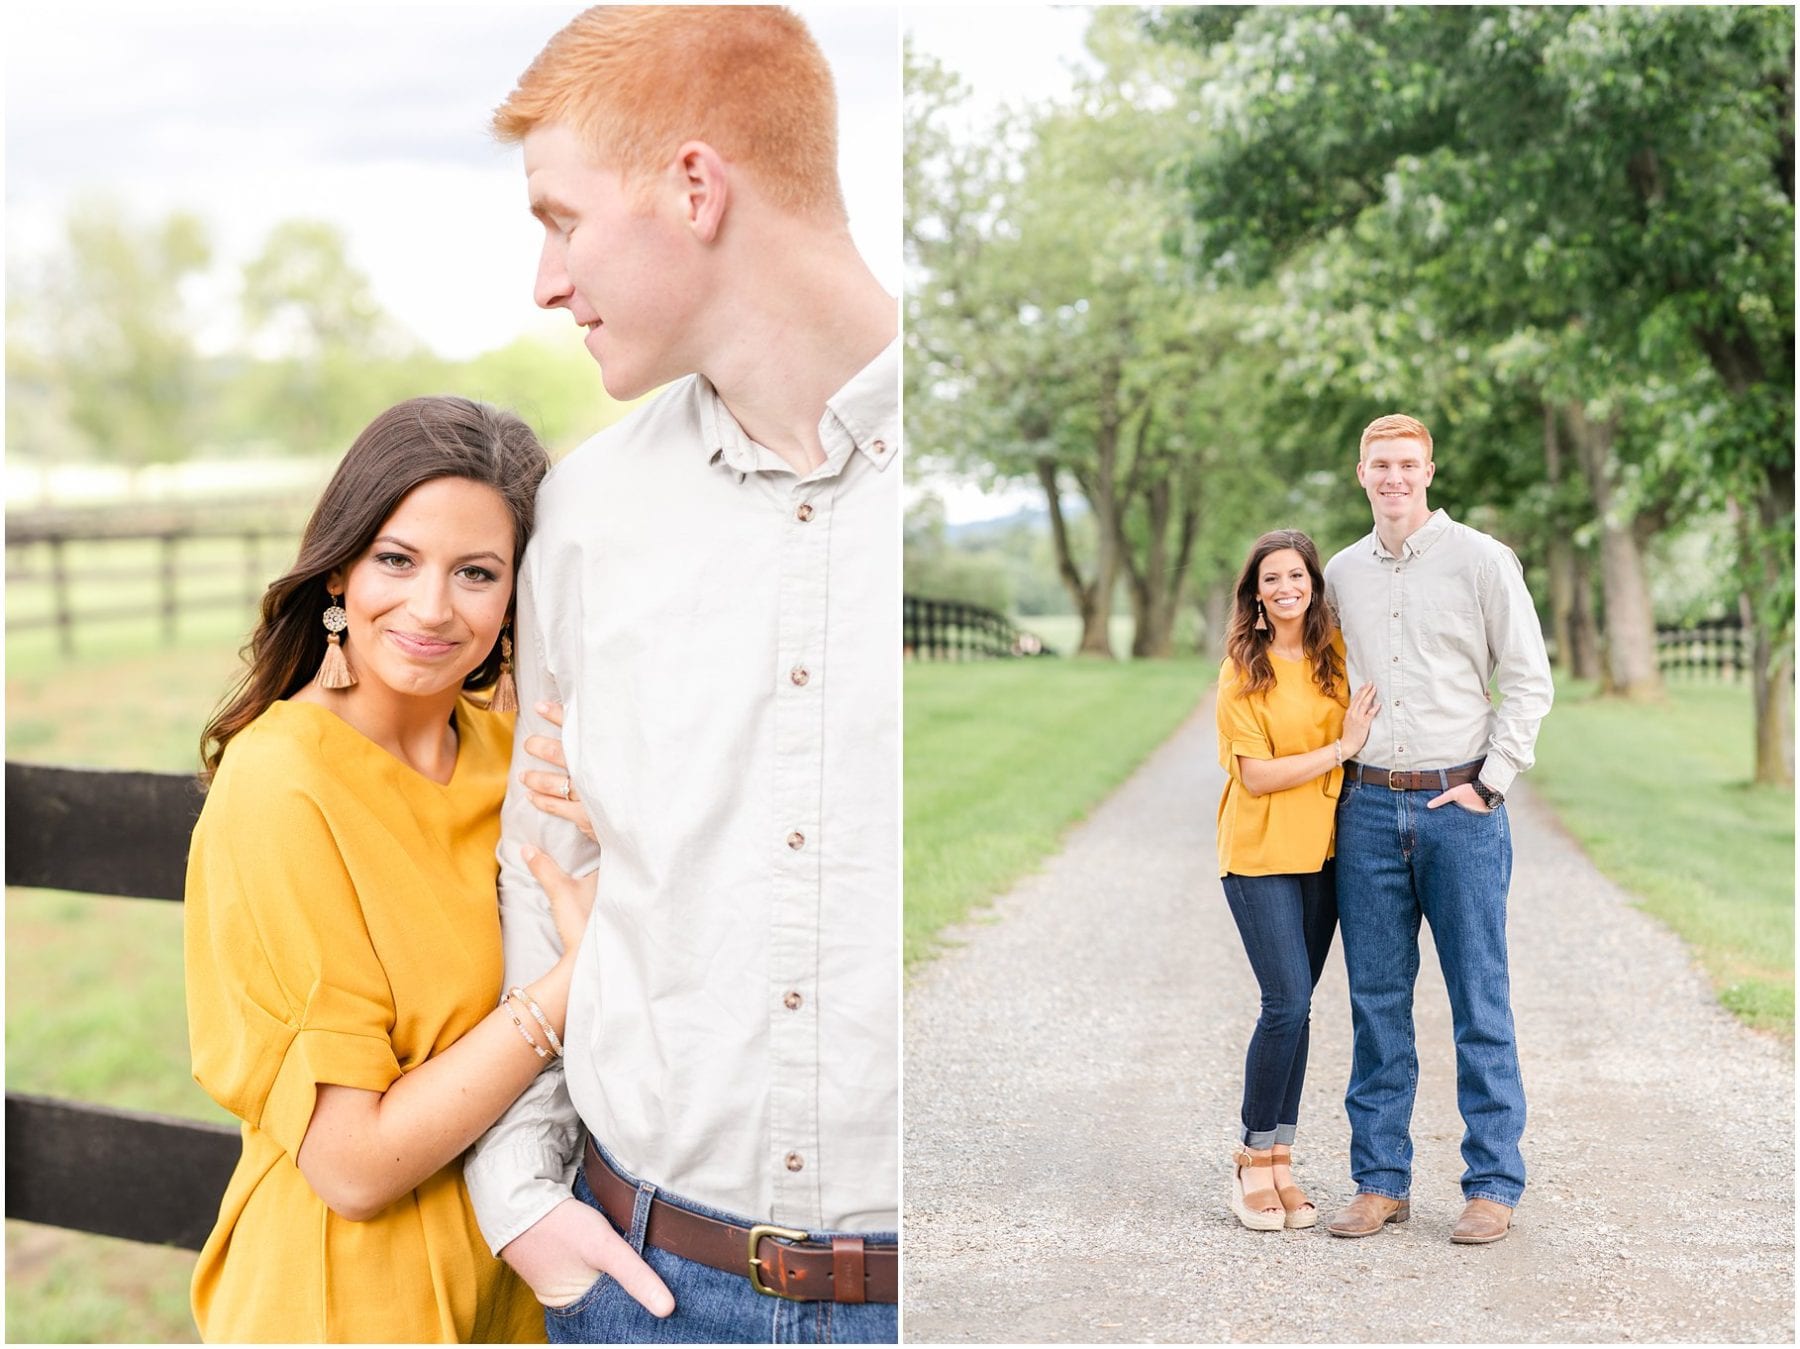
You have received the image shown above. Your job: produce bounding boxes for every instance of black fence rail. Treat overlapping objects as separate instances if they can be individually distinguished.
[904,594,1050,660]
[5,761,237,1251]
[1656,617,1752,681]
[6,498,308,656]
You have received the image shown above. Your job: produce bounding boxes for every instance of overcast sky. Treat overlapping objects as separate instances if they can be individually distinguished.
[6,2,900,362]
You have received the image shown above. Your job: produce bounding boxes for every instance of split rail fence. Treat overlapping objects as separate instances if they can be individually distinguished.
[5,763,236,1249]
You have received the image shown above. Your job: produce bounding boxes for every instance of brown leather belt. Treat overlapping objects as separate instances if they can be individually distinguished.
[582,1138,898,1304]
[1347,759,1484,791]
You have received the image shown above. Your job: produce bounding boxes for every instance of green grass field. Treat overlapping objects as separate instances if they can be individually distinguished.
[904,656,1209,965]
[6,634,246,1344]
[1531,678,1794,1035]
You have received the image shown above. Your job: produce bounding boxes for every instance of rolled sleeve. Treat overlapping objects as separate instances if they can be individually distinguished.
[261,986,403,1161]
[465,543,595,1254]
[187,788,404,1163]
[462,1077,584,1252]
[1216,661,1273,778]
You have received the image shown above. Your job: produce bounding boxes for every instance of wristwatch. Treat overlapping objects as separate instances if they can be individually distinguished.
[1472,781,1504,809]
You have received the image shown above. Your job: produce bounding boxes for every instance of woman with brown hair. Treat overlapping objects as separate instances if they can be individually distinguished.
[1215,529,1378,1232]
[184,395,670,1340]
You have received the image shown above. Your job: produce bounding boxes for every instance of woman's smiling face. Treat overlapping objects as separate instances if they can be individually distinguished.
[329,476,516,701]
[1256,547,1311,627]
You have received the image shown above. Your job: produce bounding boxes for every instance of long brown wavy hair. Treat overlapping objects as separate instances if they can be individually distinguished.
[1224,529,1344,700]
[200,396,551,782]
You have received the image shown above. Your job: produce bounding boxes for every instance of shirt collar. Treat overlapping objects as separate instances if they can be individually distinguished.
[1368,507,1451,561]
[700,336,900,483]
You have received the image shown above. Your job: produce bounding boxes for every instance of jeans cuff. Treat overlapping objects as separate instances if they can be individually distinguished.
[1241,1126,1279,1148]
[1465,1190,1520,1208]
[1272,1123,1298,1146]
[1357,1185,1409,1201]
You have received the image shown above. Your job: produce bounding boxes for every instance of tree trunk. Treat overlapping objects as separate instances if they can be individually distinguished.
[1736,490,1796,787]
[1035,457,1113,659]
[1563,402,1664,700]
[1541,403,1576,674]
[1690,326,1793,784]
[1200,581,1232,663]
[1149,493,1202,660]
[1070,366,1125,658]
[1568,549,1603,682]
[1752,467,1795,786]
[1751,625,1794,788]
[1127,475,1173,658]
[1541,402,1602,681]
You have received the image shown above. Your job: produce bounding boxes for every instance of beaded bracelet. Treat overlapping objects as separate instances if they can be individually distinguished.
[1333,738,1344,766]
[504,998,550,1060]
[509,986,564,1058]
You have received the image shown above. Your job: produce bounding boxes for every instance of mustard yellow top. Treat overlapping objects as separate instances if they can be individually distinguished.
[184,697,544,1344]
[1216,633,1350,877]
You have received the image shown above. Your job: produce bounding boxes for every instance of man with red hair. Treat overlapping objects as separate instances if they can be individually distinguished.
[1323,414,1553,1246]
[464,8,899,1341]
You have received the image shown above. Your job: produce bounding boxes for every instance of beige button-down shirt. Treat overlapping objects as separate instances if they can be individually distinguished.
[1323,509,1553,797]
[465,341,900,1251]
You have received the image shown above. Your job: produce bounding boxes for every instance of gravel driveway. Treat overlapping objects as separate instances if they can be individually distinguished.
[902,696,1794,1343]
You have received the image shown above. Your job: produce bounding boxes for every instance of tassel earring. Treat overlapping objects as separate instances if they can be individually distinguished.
[1253,599,1268,633]
[490,629,519,713]
[317,594,356,689]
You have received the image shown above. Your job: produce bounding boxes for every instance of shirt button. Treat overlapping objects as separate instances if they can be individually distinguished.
[783,990,803,1011]
[1392,611,1399,618]
[784,1152,804,1172]
[786,831,805,850]
[790,666,810,687]
[795,503,815,522]
[871,439,887,455]
[1393,699,1402,707]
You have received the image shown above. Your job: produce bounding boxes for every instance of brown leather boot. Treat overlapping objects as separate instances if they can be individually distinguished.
[1326,1192,1410,1238]
[1450,1198,1513,1244]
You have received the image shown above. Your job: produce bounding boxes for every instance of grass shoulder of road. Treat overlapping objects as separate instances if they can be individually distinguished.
[1530,678,1794,1036]
[905,655,1208,966]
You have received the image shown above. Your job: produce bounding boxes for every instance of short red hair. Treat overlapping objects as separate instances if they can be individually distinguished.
[492,6,845,222]
[1359,413,1434,458]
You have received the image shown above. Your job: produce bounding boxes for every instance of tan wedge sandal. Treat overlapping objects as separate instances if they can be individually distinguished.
[1270,1147,1316,1229]
[1230,1148,1286,1231]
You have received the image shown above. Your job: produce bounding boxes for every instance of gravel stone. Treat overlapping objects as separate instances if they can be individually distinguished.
[902,697,1794,1343]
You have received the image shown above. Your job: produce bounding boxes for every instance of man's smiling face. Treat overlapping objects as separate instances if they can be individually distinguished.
[1356,435,1435,534]
[522,122,706,401]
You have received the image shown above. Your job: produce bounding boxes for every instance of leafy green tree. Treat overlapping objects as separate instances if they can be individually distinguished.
[10,199,212,469]
[904,495,1015,615]
[236,220,418,455]
[908,16,1229,657]
[1156,5,1793,780]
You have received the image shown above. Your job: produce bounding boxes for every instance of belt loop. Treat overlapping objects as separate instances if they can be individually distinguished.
[831,1236,867,1305]
[628,1180,656,1254]
[1437,768,1450,791]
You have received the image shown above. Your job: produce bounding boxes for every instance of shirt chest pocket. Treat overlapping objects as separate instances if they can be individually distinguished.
[1407,580,1482,657]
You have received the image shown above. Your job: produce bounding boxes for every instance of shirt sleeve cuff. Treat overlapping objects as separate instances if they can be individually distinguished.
[465,1142,582,1255]
[1479,757,1519,797]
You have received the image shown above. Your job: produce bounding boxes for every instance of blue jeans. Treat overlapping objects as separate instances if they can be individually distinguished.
[1334,771,1526,1206]
[1220,865,1338,1147]
[545,1144,897,1344]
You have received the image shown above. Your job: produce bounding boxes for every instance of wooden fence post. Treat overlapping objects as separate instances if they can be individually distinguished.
[160,533,179,644]
[49,535,74,658]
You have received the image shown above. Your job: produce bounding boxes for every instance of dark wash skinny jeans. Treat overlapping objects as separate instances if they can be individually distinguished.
[1221,862,1338,1148]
